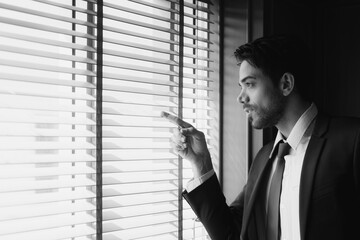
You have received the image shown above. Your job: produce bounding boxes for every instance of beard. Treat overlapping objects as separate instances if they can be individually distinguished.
[247,91,286,129]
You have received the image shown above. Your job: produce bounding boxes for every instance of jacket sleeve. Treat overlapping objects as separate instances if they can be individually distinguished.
[182,174,245,240]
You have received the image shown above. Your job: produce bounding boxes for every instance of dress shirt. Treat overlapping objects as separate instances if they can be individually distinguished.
[269,103,317,240]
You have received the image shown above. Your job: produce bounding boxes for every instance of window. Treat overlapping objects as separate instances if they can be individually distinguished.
[0,0,219,239]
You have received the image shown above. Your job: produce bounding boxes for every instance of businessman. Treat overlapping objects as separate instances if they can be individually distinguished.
[162,35,360,240]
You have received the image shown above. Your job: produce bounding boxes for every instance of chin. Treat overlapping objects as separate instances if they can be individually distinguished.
[251,121,266,129]
[250,116,276,129]
[249,117,264,129]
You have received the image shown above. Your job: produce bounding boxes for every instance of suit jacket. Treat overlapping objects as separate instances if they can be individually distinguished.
[183,114,360,240]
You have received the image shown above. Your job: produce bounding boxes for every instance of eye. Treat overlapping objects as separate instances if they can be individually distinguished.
[245,82,254,88]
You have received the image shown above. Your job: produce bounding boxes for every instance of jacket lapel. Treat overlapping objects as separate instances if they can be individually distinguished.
[299,113,329,240]
[241,142,274,237]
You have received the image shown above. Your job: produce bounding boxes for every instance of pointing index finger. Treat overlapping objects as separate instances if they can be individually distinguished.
[160,111,192,128]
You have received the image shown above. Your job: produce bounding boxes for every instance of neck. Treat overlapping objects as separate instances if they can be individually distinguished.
[275,96,311,138]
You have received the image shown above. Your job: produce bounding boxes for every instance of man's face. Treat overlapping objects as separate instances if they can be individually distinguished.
[237,60,286,129]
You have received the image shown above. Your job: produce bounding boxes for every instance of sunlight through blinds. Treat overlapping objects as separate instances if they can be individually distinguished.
[0,0,97,239]
[0,0,219,239]
[101,0,218,239]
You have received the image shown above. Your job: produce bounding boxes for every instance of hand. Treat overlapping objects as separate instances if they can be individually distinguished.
[161,111,213,178]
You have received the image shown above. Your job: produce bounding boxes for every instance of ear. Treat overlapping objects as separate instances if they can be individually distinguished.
[279,72,295,96]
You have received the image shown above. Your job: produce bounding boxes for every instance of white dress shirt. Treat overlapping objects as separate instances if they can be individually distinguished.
[186,103,318,240]
[269,103,317,240]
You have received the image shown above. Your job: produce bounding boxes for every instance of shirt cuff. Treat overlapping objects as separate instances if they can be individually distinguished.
[185,169,215,192]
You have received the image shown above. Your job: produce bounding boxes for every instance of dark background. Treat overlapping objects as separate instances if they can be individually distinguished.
[263,0,360,142]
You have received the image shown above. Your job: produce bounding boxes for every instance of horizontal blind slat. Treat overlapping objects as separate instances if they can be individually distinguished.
[0,190,95,207]
[0,202,96,221]
[104,13,178,34]
[103,182,178,196]
[0,213,95,235]
[127,0,178,13]
[102,98,177,109]
[103,173,177,185]
[184,53,213,61]
[103,26,178,45]
[104,2,178,24]
[103,192,178,208]
[102,162,177,173]
[183,2,213,14]
[0,178,96,193]
[103,37,178,55]
[32,0,97,15]
[0,100,96,113]
[184,12,213,23]
[103,214,177,232]
[0,154,96,165]
[0,225,96,240]
[0,45,96,64]
[102,130,171,139]
[0,17,96,39]
[103,204,177,220]
[0,114,96,125]
[102,85,177,97]
[102,152,177,162]
[0,2,97,27]
[183,73,213,81]
[0,72,96,88]
[184,22,212,33]
[103,73,177,86]
[0,31,96,52]
[0,142,96,151]
[103,48,178,65]
[0,89,95,101]
[184,33,212,43]
[103,223,177,239]
[0,166,95,179]
[0,59,96,76]
[103,61,177,76]
[0,128,95,137]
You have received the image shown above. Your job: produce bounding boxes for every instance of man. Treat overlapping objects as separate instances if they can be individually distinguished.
[162,35,360,240]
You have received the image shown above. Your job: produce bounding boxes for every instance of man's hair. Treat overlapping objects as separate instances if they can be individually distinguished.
[234,35,313,100]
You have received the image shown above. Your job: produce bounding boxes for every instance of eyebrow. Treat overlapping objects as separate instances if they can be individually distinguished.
[239,76,256,85]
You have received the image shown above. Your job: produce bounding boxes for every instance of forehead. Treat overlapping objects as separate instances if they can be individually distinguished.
[238,60,261,80]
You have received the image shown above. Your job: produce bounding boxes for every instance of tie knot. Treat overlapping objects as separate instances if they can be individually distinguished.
[277,141,290,158]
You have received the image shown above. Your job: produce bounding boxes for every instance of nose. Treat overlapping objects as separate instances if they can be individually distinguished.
[237,89,248,104]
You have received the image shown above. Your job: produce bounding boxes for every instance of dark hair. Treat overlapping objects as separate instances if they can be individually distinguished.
[234,35,313,100]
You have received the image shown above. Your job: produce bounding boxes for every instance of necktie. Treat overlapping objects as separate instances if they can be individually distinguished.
[266,141,291,240]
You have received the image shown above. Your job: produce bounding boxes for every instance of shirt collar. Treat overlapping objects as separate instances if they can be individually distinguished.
[270,103,318,158]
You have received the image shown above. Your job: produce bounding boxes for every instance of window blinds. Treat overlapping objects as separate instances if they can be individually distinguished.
[101,1,218,239]
[0,0,219,239]
[0,1,97,239]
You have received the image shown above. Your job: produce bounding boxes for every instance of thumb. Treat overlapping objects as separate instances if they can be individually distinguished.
[180,126,197,136]
[180,126,204,140]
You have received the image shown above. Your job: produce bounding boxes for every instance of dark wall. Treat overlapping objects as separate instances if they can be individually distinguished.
[265,0,360,118]
[319,3,360,117]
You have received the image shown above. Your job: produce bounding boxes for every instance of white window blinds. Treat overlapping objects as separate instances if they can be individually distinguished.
[0,0,219,239]
[0,1,97,239]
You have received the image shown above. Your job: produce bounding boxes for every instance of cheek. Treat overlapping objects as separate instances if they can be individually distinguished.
[250,89,272,109]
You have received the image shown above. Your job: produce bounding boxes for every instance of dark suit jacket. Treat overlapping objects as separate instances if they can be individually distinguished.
[183,114,360,240]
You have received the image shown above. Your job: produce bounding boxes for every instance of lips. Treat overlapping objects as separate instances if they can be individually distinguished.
[243,104,253,113]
